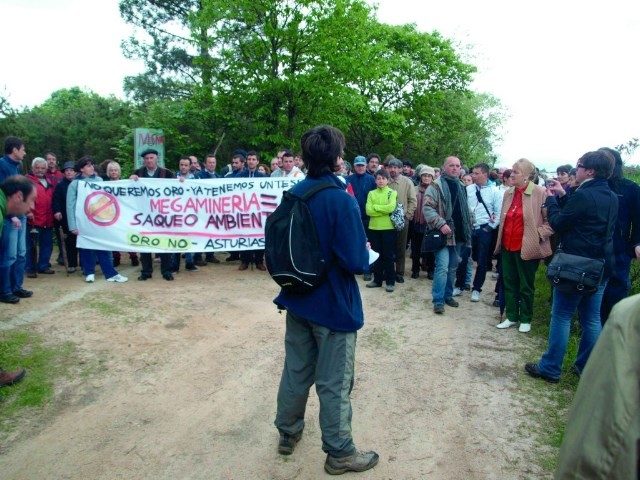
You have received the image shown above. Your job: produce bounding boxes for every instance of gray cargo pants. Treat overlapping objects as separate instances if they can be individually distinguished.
[274,311,357,458]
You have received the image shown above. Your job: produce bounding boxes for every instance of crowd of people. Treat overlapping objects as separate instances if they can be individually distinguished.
[2,130,640,475]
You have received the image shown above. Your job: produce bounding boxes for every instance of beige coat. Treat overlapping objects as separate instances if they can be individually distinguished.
[389,174,417,220]
[493,181,553,260]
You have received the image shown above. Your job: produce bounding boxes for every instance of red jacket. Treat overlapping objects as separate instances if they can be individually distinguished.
[27,174,55,228]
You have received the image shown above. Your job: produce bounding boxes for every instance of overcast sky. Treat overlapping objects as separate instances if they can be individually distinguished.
[2,0,639,168]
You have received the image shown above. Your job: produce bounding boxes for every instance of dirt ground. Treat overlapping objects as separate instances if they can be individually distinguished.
[0,256,547,479]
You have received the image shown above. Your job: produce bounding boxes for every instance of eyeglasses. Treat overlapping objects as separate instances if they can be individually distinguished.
[576,163,586,169]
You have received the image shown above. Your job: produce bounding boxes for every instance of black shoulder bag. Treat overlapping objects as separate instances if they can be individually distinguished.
[421,183,449,253]
[546,196,615,294]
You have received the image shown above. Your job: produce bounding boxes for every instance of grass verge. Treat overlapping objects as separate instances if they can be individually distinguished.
[0,329,76,427]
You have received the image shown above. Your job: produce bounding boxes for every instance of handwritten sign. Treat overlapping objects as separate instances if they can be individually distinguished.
[75,177,302,252]
[134,128,165,169]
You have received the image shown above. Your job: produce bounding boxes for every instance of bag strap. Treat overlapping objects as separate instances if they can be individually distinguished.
[298,182,339,201]
[475,186,492,218]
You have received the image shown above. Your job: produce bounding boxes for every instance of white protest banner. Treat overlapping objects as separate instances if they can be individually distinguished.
[75,177,302,252]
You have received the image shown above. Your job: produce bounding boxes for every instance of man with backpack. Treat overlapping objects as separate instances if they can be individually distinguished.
[269,125,379,475]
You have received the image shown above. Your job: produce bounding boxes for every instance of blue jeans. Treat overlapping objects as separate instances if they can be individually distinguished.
[432,243,464,305]
[26,227,54,273]
[537,282,607,380]
[79,249,118,278]
[0,216,26,295]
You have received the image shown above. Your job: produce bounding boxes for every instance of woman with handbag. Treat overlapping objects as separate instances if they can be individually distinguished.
[365,169,398,292]
[410,166,436,279]
[494,158,553,333]
[525,151,618,383]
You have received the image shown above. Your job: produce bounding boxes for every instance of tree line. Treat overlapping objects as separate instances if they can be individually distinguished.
[1,0,504,174]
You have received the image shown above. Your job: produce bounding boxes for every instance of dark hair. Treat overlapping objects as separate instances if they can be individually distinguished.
[569,168,577,177]
[375,169,390,180]
[45,151,57,159]
[246,150,259,159]
[281,149,294,159]
[502,169,512,180]
[75,155,95,172]
[598,147,623,193]
[232,153,246,162]
[179,156,191,163]
[472,163,490,174]
[366,153,380,163]
[4,136,24,155]
[579,150,614,179]
[556,164,572,175]
[0,175,35,198]
[402,160,412,167]
[300,125,345,178]
[205,153,216,161]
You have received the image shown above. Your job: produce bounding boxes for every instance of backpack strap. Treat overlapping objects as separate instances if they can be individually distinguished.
[298,182,340,201]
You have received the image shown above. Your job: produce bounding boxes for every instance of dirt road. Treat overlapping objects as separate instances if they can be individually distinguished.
[0,259,546,479]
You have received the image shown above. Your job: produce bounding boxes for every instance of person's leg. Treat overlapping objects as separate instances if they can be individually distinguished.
[275,312,318,437]
[96,250,118,278]
[516,257,539,326]
[239,251,251,268]
[79,249,96,276]
[394,224,409,277]
[112,251,122,267]
[139,253,153,277]
[444,244,463,301]
[313,321,357,457]
[66,232,78,268]
[455,244,470,289]
[382,230,397,286]
[501,251,521,322]
[600,255,632,325]
[368,230,383,285]
[11,217,27,291]
[424,251,435,276]
[537,288,582,379]
[432,245,451,306]
[159,253,173,276]
[255,249,265,266]
[574,282,606,373]
[25,227,36,275]
[0,219,18,295]
[38,228,54,272]
[410,227,422,275]
[472,228,493,293]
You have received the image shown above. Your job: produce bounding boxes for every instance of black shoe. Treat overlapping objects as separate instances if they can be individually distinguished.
[324,450,379,475]
[363,273,372,281]
[433,304,444,314]
[208,256,221,264]
[26,272,38,279]
[278,431,302,455]
[163,273,174,281]
[410,272,419,279]
[444,298,459,308]
[185,263,198,271]
[13,288,33,298]
[195,259,207,267]
[0,294,20,304]
[524,363,559,383]
[38,269,55,274]
[427,271,434,280]
[395,274,404,283]
[138,274,151,281]
[131,257,140,267]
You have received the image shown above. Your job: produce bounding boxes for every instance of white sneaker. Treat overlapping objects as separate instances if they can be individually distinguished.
[496,319,517,329]
[452,287,462,297]
[518,323,531,333]
[85,274,95,283]
[471,290,480,302]
[107,274,128,283]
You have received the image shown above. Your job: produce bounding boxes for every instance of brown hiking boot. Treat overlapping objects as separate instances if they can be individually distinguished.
[255,263,266,271]
[324,450,379,475]
[238,263,249,271]
[0,368,26,388]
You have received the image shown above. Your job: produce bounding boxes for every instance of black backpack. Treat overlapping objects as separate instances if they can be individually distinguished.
[265,182,338,294]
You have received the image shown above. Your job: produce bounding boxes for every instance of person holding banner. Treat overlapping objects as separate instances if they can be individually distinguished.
[237,151,267,270]
[130,148,176,281]
[66,156,128,283]
[194,154,222,265]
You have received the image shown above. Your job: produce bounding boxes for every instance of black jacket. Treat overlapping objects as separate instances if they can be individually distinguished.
[52,177,73,232]
[134,166,175,179]
[546,178,618,278]
[608,177,640,258]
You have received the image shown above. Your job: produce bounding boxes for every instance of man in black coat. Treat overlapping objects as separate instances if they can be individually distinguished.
[52,161,79,272]
[130,149,176,281]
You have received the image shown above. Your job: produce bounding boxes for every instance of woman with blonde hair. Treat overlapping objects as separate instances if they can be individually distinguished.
[494,158,553,332]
